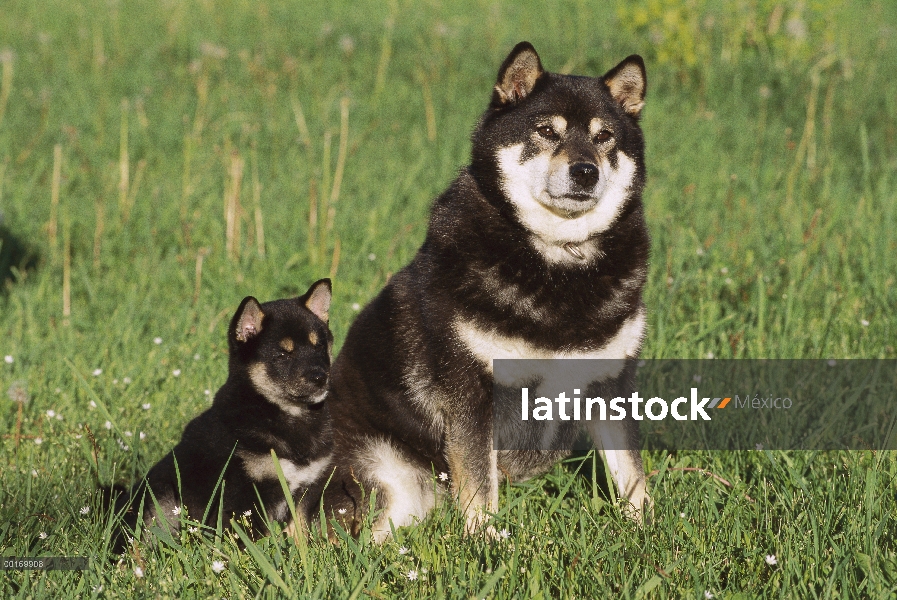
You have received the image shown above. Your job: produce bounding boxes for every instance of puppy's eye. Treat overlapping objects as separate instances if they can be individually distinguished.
[594,130,613,143]
[536,125,559,140]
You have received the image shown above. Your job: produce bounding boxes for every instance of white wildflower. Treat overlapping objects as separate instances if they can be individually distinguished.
[80,506,90,515]
[142,403,151,410]
[765,554,777,565]
[368,253,376,261]
[351,303,361,311]
[153,337,162,345]
[398,546,409,555]
[46,409,56,418]
[4,355,13,364]
[405,569,418,581]
[211,560,225,573]
[438,472,449,482]
[34,437,43,445]
[93,368,102,376]
[172,369,181,377]
[861,319,870,327]
[134,566,144,578]
[172,506,182,516]
[104,420,112,429]
[39,532,48,539]
[498,528,511,539]
[338,508,347,515]
[704,591,714,599]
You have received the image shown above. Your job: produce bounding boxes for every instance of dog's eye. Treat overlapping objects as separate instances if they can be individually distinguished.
[594,130,613,143]
[536,125,559,140]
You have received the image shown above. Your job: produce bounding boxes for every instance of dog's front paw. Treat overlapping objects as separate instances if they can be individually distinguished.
[464,507,499,539]
[622,489,653,526]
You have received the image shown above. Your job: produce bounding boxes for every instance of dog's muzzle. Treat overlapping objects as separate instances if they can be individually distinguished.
[569,162,599,191]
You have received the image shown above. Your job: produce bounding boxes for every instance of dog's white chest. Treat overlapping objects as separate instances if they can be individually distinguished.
[454,307,645,388]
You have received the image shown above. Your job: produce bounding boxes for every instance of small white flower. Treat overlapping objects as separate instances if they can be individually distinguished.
[92,585,104,593]
[498,528,511,539]
[720,267,728,274]
[39,531,48,539]
[153,337,162,345]
[438,472,449,482]
[172,369,181,377]
[123,377,132,384]
[113,379,118,384]
[337,508,347,514]
[693,375,702,383]
[243,510,251,517]
[204,389,211,396]
[188,526,198,533]
[80,506,90,515]
[211,560,225,573]
[104,420,112,430]
[680,512,686,518]
[4,355,12,364]
[421,568,428,574]
[34,437,43,445]
[124,431,132,437]
[55,414,62,420]
[32,469,38,477]
[861,319,870,327]
[398,546,409,555]
[172,506,182,516]
[765,554,777,565]
[93,368,102,376]
[139,432,146,440]
[827,359,837,367]
[368,253,376,261]
[339,35,355,54]
[142,403,151,410]
[696,248,705,256]
[74,434,82,439]
[134,566,144,578]
[405,569,418,581]
[755,443,764,451]
[706,352,714,359]
[46,409,56,418]
[725,277,733,285]
[666,276,674,285]
[89,400,97,408]
[704,591,714,599]
[351,303,361,311]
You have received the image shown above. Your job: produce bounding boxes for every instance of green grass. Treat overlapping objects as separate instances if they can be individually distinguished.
[1,0,896,596]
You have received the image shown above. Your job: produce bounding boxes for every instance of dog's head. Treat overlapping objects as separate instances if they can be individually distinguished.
[471,42,647,263]
[228,279,333,410]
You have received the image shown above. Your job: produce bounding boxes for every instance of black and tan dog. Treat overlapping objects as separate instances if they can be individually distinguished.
[111,280,334,551]
[312,42,651,541]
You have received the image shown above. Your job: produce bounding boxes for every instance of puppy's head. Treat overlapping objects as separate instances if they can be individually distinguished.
[471,42,647,262]
[228,279,333,410]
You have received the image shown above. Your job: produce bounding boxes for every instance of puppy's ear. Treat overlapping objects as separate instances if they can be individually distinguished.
[603,55,647,118]
[301,279,332,323]
[493,41,544,106]
[233,297,264,342]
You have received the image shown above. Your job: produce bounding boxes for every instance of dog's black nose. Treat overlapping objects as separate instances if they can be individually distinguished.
[569,162,599,190]
[306,368,327,387]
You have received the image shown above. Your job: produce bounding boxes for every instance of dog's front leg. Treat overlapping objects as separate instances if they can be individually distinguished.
[444,406,499,536]
[589,419,652,524]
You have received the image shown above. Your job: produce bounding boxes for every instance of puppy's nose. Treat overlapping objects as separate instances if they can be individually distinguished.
[306,368,328,387]
[569,162,599,190]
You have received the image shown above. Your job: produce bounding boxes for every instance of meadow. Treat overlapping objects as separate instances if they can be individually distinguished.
[1,0,896,596]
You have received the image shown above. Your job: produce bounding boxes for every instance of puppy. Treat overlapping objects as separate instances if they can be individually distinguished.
[112,280,334,551]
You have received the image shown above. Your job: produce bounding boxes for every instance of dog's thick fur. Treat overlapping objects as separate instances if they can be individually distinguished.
[111,281,334,552]
[312,42,651,541]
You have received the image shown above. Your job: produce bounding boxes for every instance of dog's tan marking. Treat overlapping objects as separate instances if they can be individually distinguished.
[279,337,294,352]
[248,363,305,416]
[308,332,318,346]
[589,117,605,137]
[550,115,567,135]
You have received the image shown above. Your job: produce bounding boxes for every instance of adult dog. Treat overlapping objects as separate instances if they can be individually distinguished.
[312,42,650,540]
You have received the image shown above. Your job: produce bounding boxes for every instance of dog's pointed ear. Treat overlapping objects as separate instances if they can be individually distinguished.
[603,55,647,118]
[301,279,332,323]
[234,297,264,342]
[493,42,544,106]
